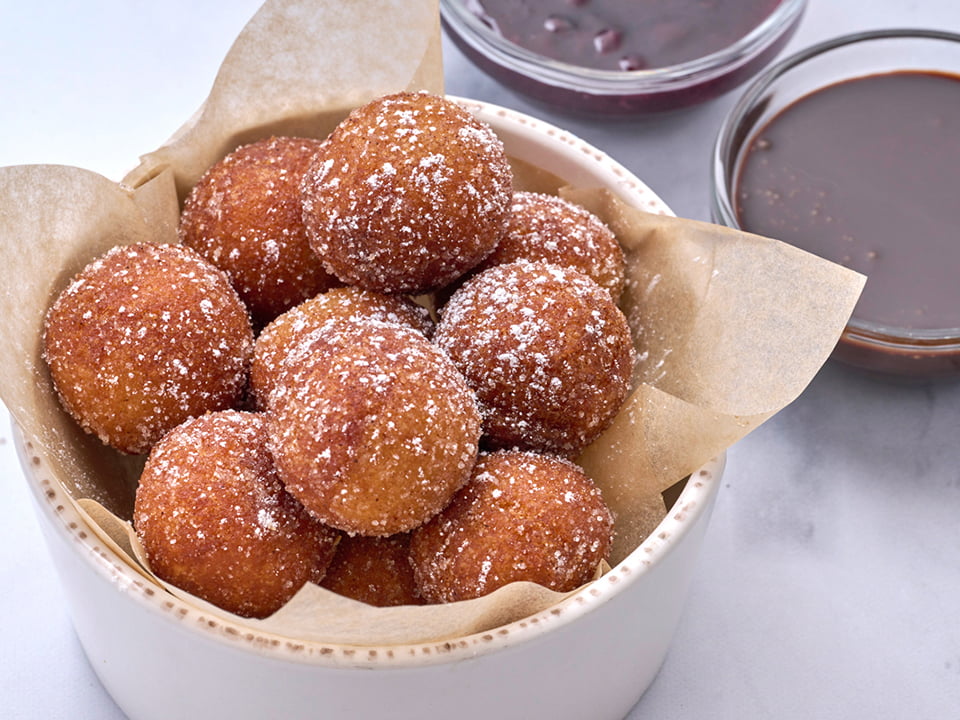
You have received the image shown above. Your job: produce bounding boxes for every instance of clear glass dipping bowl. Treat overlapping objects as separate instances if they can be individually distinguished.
[712,29,960,379]
[441,0,806,115]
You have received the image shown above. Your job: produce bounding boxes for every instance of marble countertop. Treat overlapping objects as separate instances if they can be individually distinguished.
[2,2,959,718]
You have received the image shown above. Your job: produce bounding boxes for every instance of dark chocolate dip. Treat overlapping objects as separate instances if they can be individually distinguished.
[735,71,960,331]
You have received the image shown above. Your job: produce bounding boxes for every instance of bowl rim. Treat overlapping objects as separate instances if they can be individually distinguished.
[20,422,723,668]
[440,0,807,95]
[711,27,960,348]
[19,97,726,670]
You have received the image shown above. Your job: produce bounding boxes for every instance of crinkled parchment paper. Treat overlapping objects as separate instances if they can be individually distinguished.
[0,0,865,645]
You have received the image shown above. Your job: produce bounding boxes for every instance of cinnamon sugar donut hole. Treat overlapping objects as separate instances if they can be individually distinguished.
[320,533,423,607]
[250,286,434,409]
[477,191,626,303]
[300,91,512,294]
[43,243,254,455]
[266,320,481,537]
[434,261,635,457]
[409,449,614,604]
[179,136,340,327]
[133,411,339,619]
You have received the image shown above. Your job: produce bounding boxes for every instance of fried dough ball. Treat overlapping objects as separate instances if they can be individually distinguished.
[434,261,635,457]
[300,91,512,294]
[250,286,434,408]
[133,411,339,619]
[266,320,481,536]
[477,191,626,303]
[320,533,423,607]
[43,243,254,455]
[409,450,614,603]
[179,135,340,327]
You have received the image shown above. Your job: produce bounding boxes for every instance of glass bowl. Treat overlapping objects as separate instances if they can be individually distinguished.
[440,0,806,115]
[712,29,960,379]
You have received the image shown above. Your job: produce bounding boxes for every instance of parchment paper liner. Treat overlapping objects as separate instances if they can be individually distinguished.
[0,0,865,646]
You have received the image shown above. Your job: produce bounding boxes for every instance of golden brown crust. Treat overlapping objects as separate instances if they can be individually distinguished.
[250,286,434,409]
[42,242,254,455]
[266,320,481,536]
[133,410,339,619]
[300,92,512,294]
[179,135,340,327]
[434,260,635,456]
[409,449,614,603]
[478,191,626,303]
[45,92,637,616]
[320,533,423,607]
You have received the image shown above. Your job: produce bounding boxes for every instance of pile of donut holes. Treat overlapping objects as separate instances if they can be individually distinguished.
[42,92,636,618]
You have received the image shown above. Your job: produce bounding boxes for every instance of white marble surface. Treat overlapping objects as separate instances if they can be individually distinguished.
[2,2,960,718]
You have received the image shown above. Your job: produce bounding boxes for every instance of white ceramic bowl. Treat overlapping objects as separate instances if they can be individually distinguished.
[15,99,724,720]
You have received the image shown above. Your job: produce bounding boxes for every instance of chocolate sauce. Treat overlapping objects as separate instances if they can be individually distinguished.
[468,0,783,71]
[736,71,960,331]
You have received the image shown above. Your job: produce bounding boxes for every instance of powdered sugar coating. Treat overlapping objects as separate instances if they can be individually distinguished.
[133,410,339,619]
[434,261,636,456]
[42,243,254,455]
[266,320,482,536]
[477,191,626,302]
[409,449,614,603]
[179,135,340,327]
[251,286,435,409]
[300,92,513,294]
